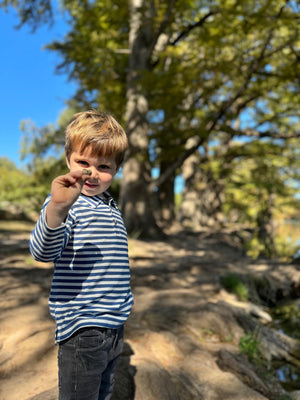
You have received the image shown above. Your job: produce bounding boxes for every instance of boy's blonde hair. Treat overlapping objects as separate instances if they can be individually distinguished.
[65,110,128,167]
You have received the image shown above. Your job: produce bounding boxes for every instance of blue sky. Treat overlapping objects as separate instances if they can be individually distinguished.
[0,7,75,167]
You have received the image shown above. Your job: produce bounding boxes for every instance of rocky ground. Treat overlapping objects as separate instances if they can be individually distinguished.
[1,221,300,400]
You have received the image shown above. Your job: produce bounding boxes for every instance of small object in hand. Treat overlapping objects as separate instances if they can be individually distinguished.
[82,168,92,176]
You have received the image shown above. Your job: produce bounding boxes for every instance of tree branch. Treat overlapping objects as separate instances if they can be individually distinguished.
[170,10,216,46]
[147,0,177,58]
[213,2,291,123]
[148,134,205,192]
[6,0,54,32]
[217,123,300,140]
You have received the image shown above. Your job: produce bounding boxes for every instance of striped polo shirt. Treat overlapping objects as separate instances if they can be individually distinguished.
[29,192,134,343]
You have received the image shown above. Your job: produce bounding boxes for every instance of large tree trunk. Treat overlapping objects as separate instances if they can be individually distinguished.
[256,193,277,258]
[157,160,176,225]
[177,148,225,229]
[120,0,160,237]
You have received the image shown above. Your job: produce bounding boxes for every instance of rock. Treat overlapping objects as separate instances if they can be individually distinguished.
[134,360,181,400]
[290,391,300,400]
[27,388,58,400]
[247,304,272,323]
[0,202,33,221]
[219,300,300,367]
[292,257,300,265]
[217,349,286,400]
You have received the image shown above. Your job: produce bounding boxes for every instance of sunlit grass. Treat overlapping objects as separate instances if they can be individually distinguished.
[220,273,249,301]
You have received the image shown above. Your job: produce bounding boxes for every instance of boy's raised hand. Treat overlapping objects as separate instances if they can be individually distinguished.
[46,170,90,228]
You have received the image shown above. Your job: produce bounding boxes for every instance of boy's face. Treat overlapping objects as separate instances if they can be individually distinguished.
[66,147,118,197]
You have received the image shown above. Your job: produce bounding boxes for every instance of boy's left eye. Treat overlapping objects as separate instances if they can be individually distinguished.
[99,164,109,170]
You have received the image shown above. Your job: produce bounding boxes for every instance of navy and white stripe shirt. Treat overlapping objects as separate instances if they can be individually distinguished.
[30,191,134,343]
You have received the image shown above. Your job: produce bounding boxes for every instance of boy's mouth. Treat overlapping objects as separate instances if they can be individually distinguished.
[84,181,98,189]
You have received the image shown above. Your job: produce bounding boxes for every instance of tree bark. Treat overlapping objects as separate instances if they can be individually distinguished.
[177,143,224,229]
[120,0,161,237]
[157,160,176,225]
[257,193,277,258]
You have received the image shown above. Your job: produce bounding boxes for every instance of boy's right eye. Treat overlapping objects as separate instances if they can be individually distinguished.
[78,160,88,166]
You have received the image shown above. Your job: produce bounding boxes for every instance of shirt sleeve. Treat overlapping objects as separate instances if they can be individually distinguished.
[29,196,69,263]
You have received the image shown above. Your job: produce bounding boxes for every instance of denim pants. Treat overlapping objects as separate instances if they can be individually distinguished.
[58,326,124,400]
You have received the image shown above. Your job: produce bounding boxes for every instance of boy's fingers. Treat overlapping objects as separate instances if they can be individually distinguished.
[68,170,91,182]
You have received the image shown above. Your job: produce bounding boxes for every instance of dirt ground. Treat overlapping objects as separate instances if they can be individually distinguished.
[0,221,298,400]
[0,221,57,399]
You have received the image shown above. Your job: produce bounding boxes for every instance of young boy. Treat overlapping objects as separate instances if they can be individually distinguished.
[30,110,134,400]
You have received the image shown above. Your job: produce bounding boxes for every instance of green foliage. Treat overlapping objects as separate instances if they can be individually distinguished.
[0,156,63,213]
[175,193,183,212]
[221,138,300,259]
[245,235,267,259]
[0,157,35,209]
[239,328,263,363]
[0,0,53,30]
[47,0,129,121]
[220,273,249,301]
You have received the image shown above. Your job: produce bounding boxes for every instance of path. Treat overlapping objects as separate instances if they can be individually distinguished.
[0,222,298,399]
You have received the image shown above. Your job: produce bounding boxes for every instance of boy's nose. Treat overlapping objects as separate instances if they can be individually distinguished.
[89,167,98,179]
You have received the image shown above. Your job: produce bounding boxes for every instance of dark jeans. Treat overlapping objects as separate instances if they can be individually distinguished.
[58,326,124,400]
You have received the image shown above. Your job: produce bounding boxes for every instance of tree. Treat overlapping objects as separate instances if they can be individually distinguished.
[120,0,161,235]
[222,138,300,258]
[0,157,38,214]
[2,0,299,240]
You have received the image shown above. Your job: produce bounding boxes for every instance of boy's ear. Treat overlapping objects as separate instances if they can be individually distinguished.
[65,151,71,170]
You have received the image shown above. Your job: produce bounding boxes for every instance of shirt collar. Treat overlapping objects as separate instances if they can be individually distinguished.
[79,191,118,209]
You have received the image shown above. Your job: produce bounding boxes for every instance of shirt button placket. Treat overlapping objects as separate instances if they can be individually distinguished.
[109,201,117,225]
